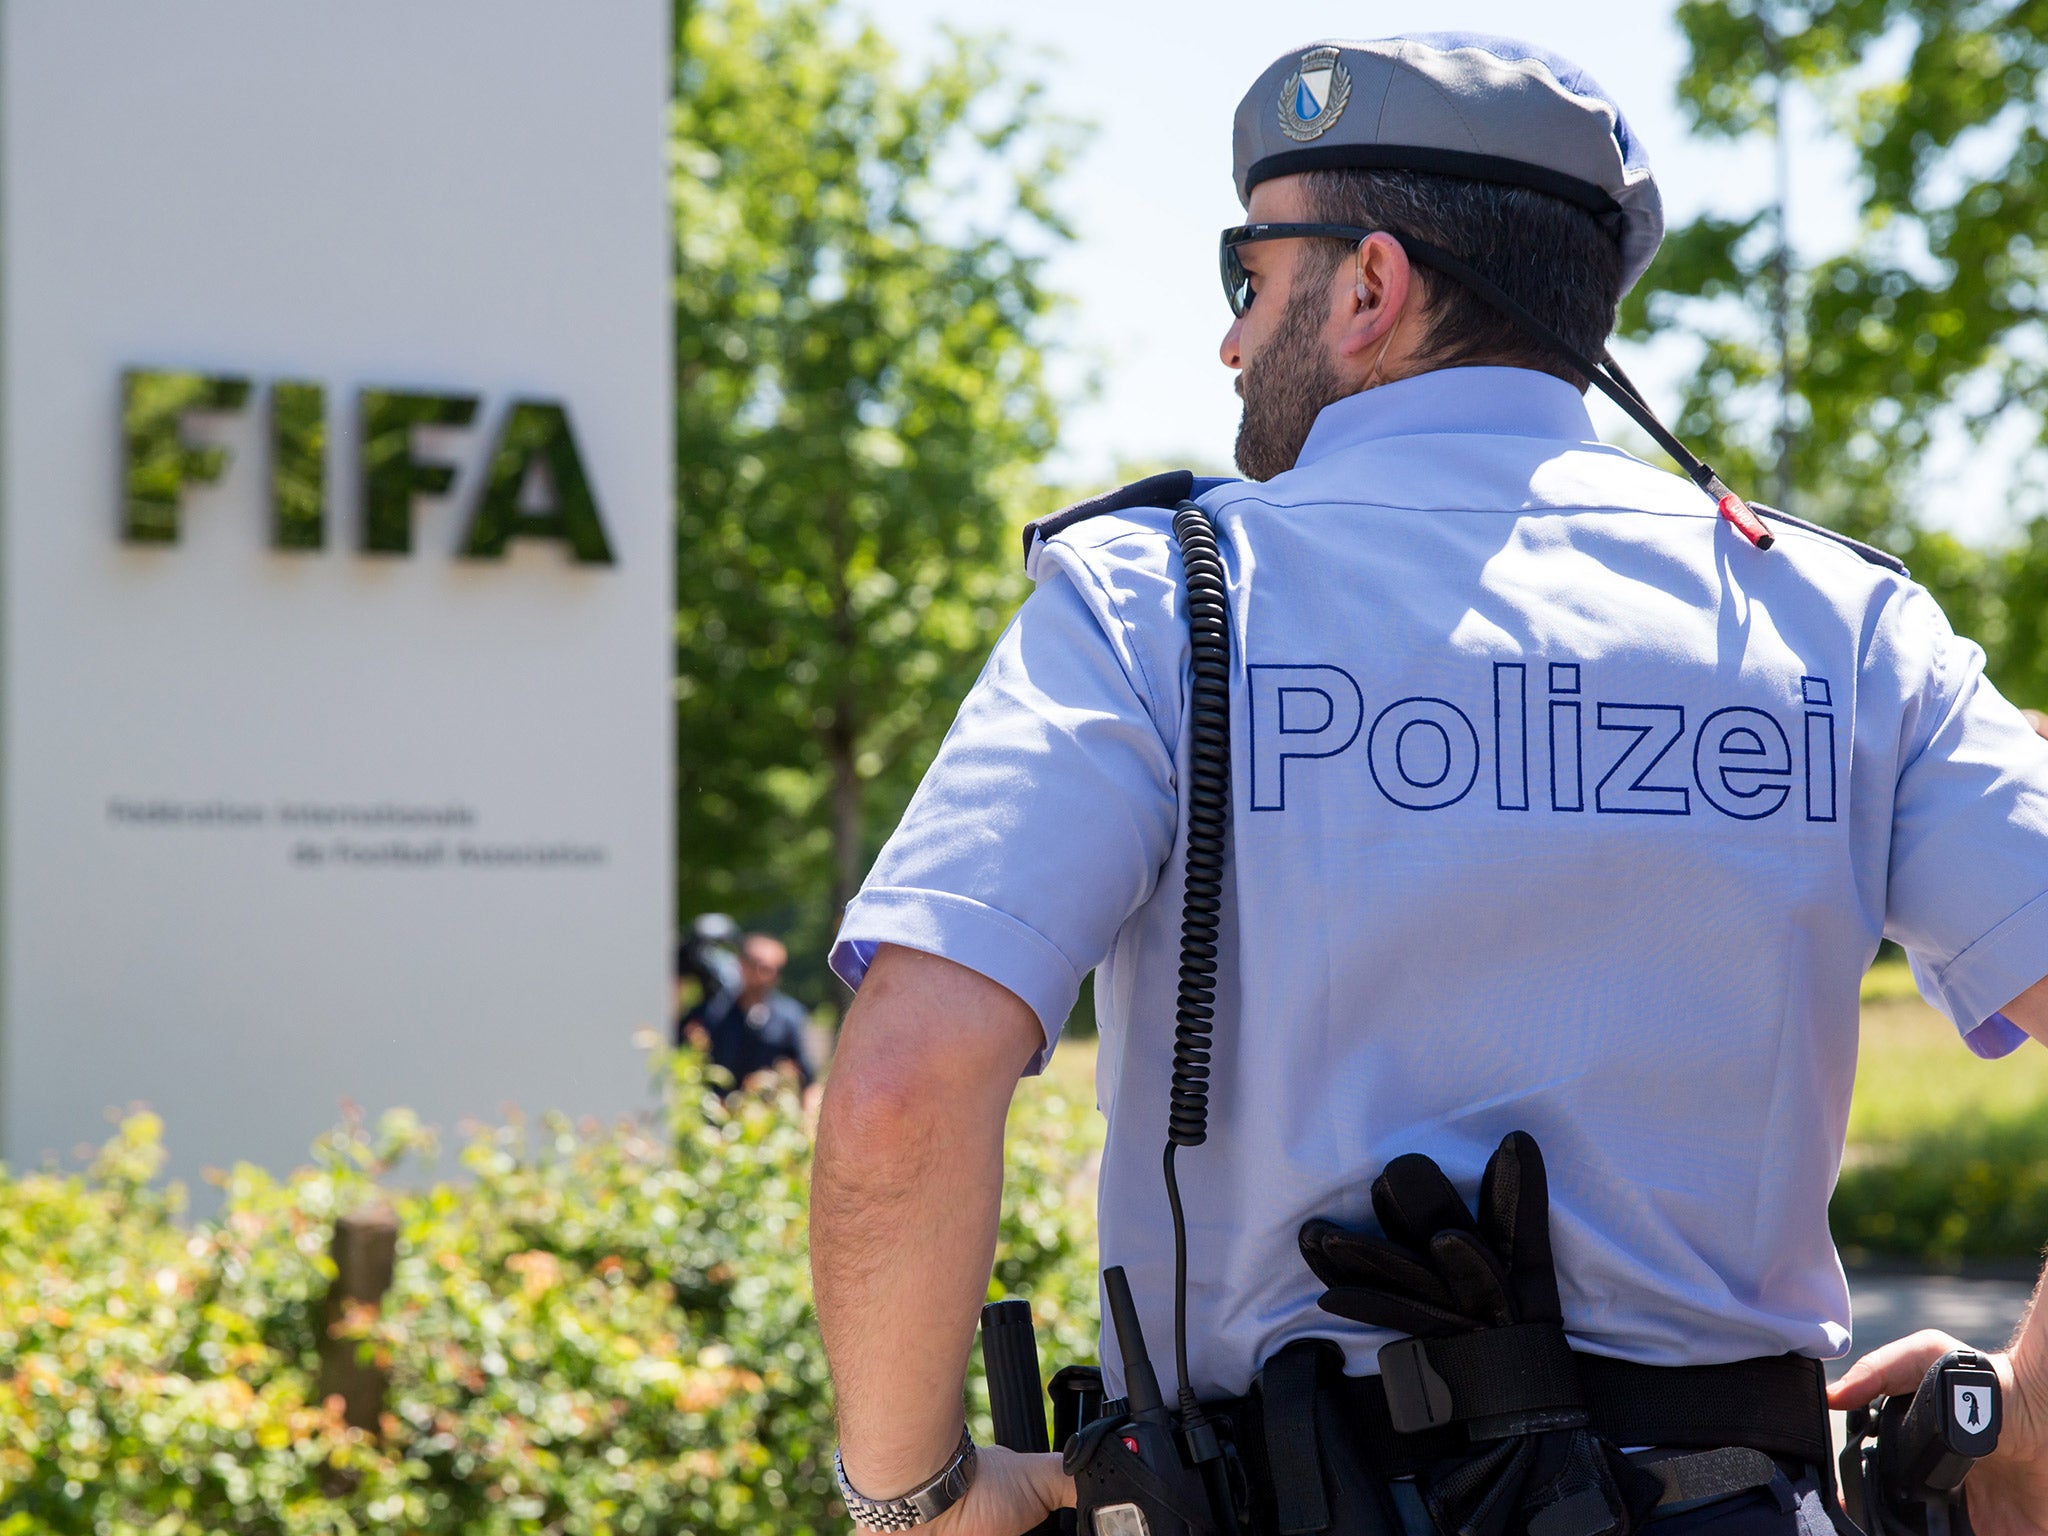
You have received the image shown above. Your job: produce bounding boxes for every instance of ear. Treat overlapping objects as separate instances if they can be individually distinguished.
[1337,232,1415,360]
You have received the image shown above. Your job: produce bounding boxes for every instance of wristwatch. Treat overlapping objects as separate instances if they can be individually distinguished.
[834,1426,978,1530]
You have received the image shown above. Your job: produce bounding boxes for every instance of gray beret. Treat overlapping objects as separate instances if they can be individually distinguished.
[1232,32,1664,295]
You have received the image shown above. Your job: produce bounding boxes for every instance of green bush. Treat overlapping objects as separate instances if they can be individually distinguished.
[1833,1119,2048,1267]
[0,1052,1104,1535]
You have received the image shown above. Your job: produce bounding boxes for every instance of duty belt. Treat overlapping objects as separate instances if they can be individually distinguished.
[1206,1341,1834,1536]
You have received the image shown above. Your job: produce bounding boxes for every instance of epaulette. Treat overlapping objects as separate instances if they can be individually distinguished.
[1752,504,1909,577]
[1020,470,1240,565]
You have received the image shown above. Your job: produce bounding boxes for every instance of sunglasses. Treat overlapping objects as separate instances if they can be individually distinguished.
[1219,223,1379,317]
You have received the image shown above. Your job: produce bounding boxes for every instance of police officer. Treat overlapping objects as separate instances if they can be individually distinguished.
[810,33,2048,1536]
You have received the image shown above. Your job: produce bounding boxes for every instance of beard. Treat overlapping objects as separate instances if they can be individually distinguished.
[1234,276,1350,482]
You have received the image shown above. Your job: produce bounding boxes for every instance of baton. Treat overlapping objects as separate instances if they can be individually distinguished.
[979,1298,1073,1536]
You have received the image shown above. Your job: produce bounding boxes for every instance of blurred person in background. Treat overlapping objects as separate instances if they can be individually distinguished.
[673,911,743,1024]
[680,930,818,1098]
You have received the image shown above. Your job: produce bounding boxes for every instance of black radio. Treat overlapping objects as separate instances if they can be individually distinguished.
[980,1271,1236,1536]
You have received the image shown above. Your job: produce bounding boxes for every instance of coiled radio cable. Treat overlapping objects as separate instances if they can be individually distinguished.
[1163,500,1234,1437]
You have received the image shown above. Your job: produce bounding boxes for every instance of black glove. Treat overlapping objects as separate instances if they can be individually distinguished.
[1298,1132,1662,1536]
[1301,1130,1560,1342]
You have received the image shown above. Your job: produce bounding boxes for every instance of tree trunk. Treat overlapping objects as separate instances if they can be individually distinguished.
[825,486,862,935]
[829,723,862,932]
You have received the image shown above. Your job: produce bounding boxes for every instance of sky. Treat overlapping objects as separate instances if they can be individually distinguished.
[844,1,1962,526]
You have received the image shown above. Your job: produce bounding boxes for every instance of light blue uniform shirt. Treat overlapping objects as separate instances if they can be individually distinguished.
[830,366,2048,1401]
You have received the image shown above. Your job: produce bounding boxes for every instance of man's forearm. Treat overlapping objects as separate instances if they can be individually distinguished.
[811,946,1043,1497]
[813,1064,1007,1492]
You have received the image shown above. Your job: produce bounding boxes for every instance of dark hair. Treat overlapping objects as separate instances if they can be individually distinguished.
[1300,168,1623,389]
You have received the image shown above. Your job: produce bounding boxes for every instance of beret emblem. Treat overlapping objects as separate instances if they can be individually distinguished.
[1278,45,1351,143]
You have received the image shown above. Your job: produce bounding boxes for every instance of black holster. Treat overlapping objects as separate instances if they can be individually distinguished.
[1224,1341,1403,1536]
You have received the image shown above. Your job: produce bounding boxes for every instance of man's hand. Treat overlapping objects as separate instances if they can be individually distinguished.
[918,1446,1073,1536]
[1830,1329,2048,1535]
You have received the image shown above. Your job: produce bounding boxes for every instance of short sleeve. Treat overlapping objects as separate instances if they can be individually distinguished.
[829,557,1181,1073]
[1883,587,2048,1056]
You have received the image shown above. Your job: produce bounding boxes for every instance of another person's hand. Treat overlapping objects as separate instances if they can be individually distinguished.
[921,1445,1073,1536]
[1830,1328,2048,1535]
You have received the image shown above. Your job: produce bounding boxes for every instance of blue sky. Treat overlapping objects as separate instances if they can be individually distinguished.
[848,2,1946,523]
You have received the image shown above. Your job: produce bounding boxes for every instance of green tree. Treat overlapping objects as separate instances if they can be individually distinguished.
[669,0,1075,989]
[1630,0,2048,692]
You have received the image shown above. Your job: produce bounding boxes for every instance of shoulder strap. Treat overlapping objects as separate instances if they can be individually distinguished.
[1020,470,1239,565]
[1753,504,1909,576]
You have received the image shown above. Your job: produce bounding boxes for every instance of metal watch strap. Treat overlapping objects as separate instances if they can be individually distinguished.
[834,1427,978,1530]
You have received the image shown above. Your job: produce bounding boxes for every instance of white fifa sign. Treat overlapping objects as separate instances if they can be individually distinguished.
[0,0,673,1182]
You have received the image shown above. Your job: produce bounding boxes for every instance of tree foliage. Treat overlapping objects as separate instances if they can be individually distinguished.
[670,0,1075,988]
[1632,0,2048,697]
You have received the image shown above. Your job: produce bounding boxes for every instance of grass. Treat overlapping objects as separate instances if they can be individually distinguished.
[1851,961,2048,1142]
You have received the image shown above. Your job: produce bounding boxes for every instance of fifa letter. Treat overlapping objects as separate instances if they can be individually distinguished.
[459,400,614,565]
[358,389,479,554]
[271,381,327,551]
[121,370,254,544]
